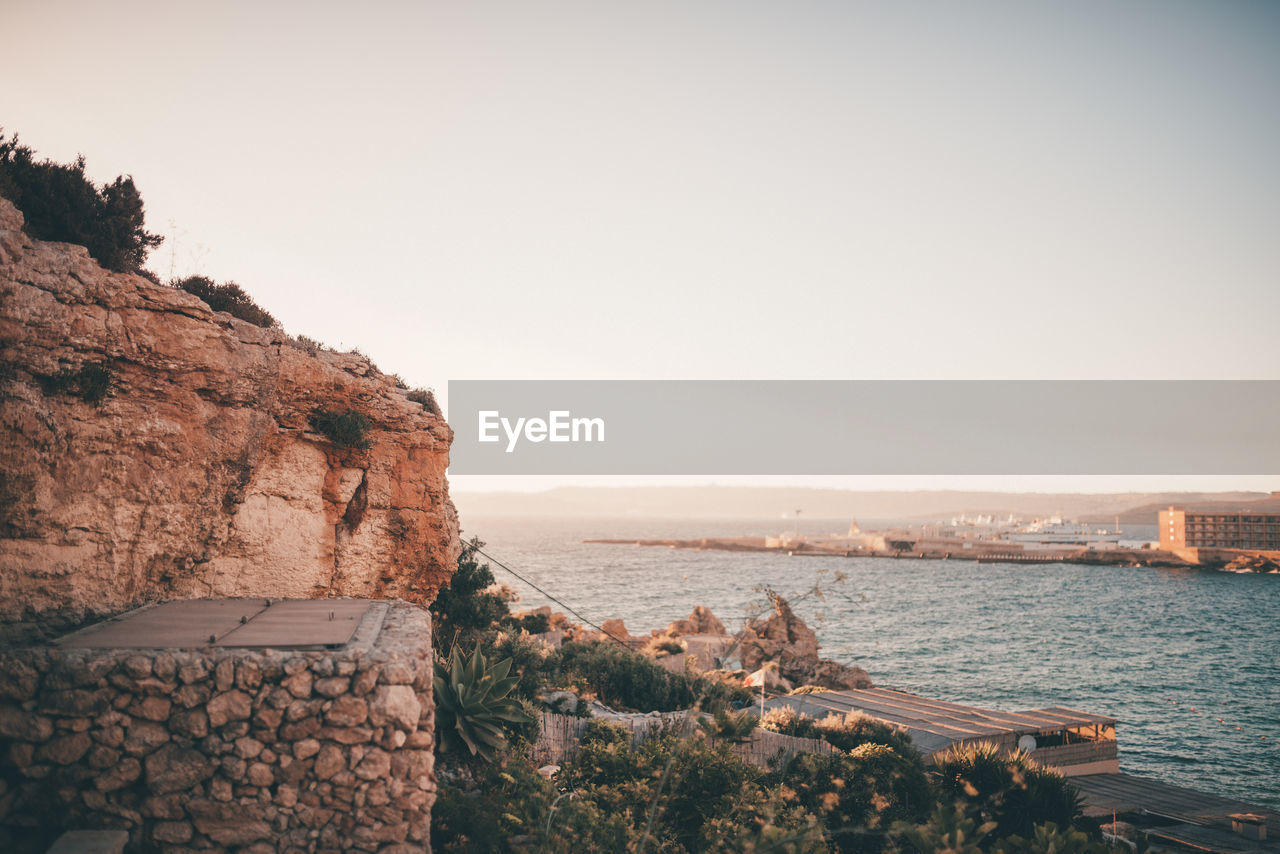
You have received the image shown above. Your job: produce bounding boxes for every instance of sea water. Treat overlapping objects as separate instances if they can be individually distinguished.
[463,515,1280,809]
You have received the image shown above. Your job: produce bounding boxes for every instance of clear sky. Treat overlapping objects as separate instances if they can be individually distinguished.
[4,1,1278,494]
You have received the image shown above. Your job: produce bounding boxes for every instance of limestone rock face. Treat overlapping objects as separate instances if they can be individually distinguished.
[0,198,460,641]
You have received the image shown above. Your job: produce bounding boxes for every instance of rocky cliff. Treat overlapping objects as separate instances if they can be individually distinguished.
[0,197,459,642]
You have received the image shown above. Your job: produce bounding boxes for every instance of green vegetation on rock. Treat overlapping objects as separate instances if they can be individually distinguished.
[312,409,373,450]
[0,131,162,274]
[172,275,278,328]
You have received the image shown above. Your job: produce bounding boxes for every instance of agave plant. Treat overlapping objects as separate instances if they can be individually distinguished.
[433,644,534,761]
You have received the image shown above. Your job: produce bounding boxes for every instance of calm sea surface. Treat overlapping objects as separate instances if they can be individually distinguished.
[463,515,1280,809]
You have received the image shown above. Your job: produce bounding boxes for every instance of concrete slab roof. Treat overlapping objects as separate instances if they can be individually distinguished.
[55,599,374,650]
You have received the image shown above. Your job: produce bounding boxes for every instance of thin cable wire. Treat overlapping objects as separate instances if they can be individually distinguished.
[472,544,633,648]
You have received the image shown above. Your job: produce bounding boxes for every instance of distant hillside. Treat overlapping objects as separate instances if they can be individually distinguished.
[1081,494,1280,524]
[453,486,1274,523]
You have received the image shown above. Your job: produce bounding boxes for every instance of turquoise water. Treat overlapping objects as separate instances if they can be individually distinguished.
[464,515,1280,809]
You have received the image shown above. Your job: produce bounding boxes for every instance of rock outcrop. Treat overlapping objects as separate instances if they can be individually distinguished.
[1222,554,1280,574]
[0,198,460,642]
[665,604,726,637]
[739,596,873,691]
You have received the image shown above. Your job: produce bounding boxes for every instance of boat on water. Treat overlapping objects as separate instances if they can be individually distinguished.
[1004,515,1122,548]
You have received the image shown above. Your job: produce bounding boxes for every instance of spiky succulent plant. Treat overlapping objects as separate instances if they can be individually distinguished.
[433,644,533,761]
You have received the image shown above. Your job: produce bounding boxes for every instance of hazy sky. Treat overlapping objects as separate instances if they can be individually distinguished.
[4,1,1278,493]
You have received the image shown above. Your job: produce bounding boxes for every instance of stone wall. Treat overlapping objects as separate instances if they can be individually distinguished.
[0,600,435,853]
[0,196,460,644]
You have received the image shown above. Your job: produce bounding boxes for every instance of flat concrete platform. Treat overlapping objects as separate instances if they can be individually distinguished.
[54,598,374,649]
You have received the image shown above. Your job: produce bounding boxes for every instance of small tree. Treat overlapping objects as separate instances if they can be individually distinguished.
[0,131,162,274]
[430,537,512,655]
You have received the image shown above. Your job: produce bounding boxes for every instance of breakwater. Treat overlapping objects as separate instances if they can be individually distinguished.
[583,536,1192,568]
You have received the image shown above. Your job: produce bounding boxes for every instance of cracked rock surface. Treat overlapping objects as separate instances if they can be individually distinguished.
[0,198,460,642]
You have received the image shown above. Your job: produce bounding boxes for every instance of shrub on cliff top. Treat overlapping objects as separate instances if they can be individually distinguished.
[173,275,278,328]
[0,130,162,274]
[407,387,442,416]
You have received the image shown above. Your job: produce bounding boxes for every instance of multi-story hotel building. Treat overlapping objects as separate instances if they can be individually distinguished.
[1159,506,1280,551]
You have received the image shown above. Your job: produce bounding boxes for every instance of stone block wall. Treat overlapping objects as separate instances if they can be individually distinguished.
[0,601,435,853]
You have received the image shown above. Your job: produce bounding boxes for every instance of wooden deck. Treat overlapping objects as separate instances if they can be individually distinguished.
[1072,772,1280,853]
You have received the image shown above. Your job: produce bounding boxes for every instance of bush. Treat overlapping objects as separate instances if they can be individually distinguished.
[431,753,632,852]
[512,611,551,635]
[39,363,112,405]
[652,638,686,656]
[932,742,1082,841]
[760,708,919,758]
[782,744,930,853]
[563,726,828,852]
[0,131,162,274]
[312,409,372,450]
[889,805,995,854]
[816,712,919,758]
[407,387,441,416]
[431,538,512,655]
[486,632,559,703]
[698,707,758,744]
[992,822,1133,854]
[285,334,325,356]
[556,640,750,714]
[173,275,277,328]
[889,810,1129,854]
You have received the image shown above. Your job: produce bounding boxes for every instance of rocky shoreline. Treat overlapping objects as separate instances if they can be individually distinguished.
[513,596,872,696]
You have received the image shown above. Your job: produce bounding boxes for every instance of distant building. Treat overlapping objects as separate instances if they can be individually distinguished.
[1160,506,1280,551]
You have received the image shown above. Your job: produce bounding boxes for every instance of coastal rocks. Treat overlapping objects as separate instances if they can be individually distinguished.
[0,197,459,644]
[1222,555,1280,574]
[632,606,734,674]
[600,618,632,642]
[0,600,435,853]
[740,596,873,691]
[740,596,820,676]
[665,605,726,637]
[807,659,875,691]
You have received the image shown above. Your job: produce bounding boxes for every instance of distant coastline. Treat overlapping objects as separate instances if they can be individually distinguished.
[583,535,1191,568]
[456,486,1276,522]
